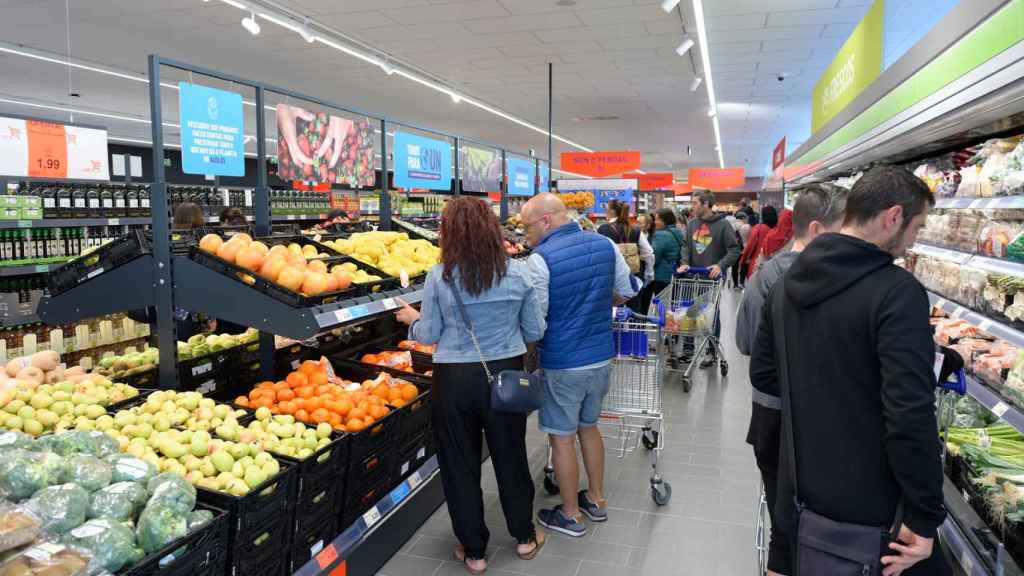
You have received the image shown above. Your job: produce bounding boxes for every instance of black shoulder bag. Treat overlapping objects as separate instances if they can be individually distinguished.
[773,291,902,575]
[450,282,544,414]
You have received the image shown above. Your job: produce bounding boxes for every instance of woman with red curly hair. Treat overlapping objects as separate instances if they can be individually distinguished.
[395,197,546,574]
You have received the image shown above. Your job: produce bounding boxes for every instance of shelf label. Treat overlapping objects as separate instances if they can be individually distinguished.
[380,298,396,311]
[291,359,301,370]
[960,551,974,575]
[362,506,381,528]
[992,401,1010,418]
[16,220,31,228]
[417,447,426,459]
[408,470,422,490]
[348,305,369,319]
[107,218,119,226]
[191,362,213,376]
[391,482,411,505]
[314,543,336,568]
[978,319,994,332]
[34,265,48,273]
[950,306,966,319]
[334,309,353,323]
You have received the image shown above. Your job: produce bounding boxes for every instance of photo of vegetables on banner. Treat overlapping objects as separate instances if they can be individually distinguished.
[460,145,500,193]
[275,103,375,187]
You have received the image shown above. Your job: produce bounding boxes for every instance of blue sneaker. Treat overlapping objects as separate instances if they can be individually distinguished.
[578,490,607,522]
[537,506,586,538]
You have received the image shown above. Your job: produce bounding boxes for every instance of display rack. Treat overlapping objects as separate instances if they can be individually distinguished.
[927,292,1024,350]
[0,261,69,276]
[936,196,1024,210]
[939,477,1015,576]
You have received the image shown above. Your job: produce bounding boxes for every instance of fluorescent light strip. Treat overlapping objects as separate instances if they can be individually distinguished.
[691,0,724,168]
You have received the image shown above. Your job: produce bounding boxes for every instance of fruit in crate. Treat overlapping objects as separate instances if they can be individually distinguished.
[397,340,437,354]
[0,376,140,436]
[322,232,440,278]
[234,359,419,433]
[360,350,432,376]
[176,329,256,360]
[215,408,332,460]
[110,391,248,433]
[94,347,159,379]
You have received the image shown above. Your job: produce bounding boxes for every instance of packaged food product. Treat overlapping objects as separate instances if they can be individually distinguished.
[0,541,92,576]
[0,507,40,554]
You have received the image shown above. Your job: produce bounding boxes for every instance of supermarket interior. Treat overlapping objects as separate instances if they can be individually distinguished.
[1,0,1024,575]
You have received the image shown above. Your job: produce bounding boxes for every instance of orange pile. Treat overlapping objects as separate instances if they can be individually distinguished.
[199,233,353,297]
[361,351,413,373]
[397,340,437,354]
[234,359,420,433]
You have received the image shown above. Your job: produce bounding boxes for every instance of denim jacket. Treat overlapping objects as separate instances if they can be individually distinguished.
[409,261,546,364]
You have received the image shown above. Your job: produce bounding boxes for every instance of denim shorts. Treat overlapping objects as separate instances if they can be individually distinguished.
[539,364,613,436]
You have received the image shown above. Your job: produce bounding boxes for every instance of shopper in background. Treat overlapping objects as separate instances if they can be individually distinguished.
[172,202,204,229]
[751,165,947,576]
[759,208,794,267]
[520,192,639,538]
[739,197,759,225]
[218,206,247,227]
[740,205,778,280]
[730,212,751,290]
[598,200,655,304]
[737,184,848,576]
[394,197,547,574]
[677,190,741,366]
[638,208,685,316]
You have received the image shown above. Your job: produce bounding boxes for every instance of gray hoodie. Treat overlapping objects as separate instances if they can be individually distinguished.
[679,213,741,270]
[735,250,799,356]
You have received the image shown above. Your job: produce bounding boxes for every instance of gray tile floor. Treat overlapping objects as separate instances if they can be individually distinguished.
[380,290,760,576]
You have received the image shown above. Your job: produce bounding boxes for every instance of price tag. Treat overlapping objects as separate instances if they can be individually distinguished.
[16,220,31,228]
[992,401,1010,418]
[968,199,984,209]
[391,482,411,505]
[381,298,396,310]
[963,489,970,503]
[315,543,337,568]
[348,305,369,319]
[950,307,966,319]
[334,309,353,323]
[287,215,297,221]
[34,264,49,273]
[978,319,994,333]
[107,218,120,226]
[960,551,974,575]
[417,447,426,459]
[408,470,422,489]
[362,506,381,528]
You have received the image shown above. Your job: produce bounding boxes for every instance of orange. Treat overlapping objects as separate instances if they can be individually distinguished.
[295,386,315,399]
[335,399,352,416]
[286,372,308,388]
[372,384,390,400]
[314,384,333,397]
[199,234,224,254]
[388,389,404,405]
[361,354,378,365]
[310,372,329,388]
[310,408,330,424]
[348,408,366,422]
[278,401,296,415]
[401,384,419,402]
[294,409,310,422]
[234,396,250,407]
[305,397,322,412]
[252,396,273,409]
[328,413,342,428]
[276,388,295,402]
[346,418,366,432]
[272,381,289,392]
[216,241,241,265]
[369,405,389,420]
[299,360,321,376]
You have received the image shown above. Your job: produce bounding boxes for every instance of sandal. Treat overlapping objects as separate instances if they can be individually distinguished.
[517,530,547,560]
[454,545,487,575]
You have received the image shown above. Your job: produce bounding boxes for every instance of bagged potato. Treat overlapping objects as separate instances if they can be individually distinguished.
[87,482,145,522]
[103,455,156,484]
[145,473,195,517]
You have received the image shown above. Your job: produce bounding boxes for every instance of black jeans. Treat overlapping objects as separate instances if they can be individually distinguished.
[753,433,791,574]
[432,357,536,560]
[639,280,668,318]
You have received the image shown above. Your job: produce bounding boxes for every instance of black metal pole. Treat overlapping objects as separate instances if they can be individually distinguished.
[254,85,274,381]
[147,55,178,389]
[453,137,460,196]
[500,150,508,220]
[547,62,553,193]
[380,119,391,231]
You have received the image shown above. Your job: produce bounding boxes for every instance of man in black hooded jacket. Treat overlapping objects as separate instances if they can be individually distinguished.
[751,165,948,575]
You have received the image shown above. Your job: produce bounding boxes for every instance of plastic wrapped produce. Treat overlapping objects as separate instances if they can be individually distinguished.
[0,506,40,553]
[34,431,117,458]
[25,483,89,534]
[0,451,62,501]
[60,456,111,493]
[186,509,214,532]
[135,504,187,554]
[145,473,195,517]
[103,455,156,484]
[0,433,32,452]
[0,541,93,576]
[87,482,146,522]
[60,517,142,573]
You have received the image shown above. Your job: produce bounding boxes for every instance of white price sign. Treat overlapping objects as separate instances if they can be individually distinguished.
[0,116,109,180]
[408,470,422,490]
[362,506,381,528]
[992,401,1010,418]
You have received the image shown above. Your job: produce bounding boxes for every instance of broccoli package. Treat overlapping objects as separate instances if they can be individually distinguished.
[135,504,187,555]
[61,518,144,573]
[88,482,147,522]
[145,473,195,517]
[186,509,214,532]
[0,432,32,453]
[0,451,64,501]
[35,431,119,459]
[104,454,156,484]
[25,483,89,534]
[60,455,112,493]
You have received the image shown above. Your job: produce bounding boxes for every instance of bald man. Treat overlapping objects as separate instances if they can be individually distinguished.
[521,193,639,537]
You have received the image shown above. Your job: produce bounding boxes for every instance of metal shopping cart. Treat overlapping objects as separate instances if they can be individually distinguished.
[659,268,728,392]
[541,305,673,506]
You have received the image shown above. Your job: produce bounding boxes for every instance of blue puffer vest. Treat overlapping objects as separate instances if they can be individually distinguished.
[534,223,616,369]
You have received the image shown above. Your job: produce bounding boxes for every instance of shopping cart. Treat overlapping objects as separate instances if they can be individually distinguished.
[658,268,727,392]
[541,305,673,506]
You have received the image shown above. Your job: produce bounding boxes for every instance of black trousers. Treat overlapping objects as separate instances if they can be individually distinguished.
[432,357,536,560]
[639,280,668,317]
[753,434,791,573]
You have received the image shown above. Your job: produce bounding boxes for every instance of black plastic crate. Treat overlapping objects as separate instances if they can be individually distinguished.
[275,342,314,375]
[289,508,339,574]
[293,474,340,535]
[277,431,349,523]
[120,367,160,390]
[229,516,291,576]
[196,459,296,545]
[339,470,393,530]
[47,230,150,296]
[108,388,155,413]
[122,505,228,576]
[393,429,433,482]
[177,349,232,391]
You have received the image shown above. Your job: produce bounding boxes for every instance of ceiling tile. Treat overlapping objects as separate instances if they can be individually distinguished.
[535,22,647,43]
[715,49,812,65]
[291,0,428,14]
[766,6,871,27]
[760,35,845,53]
[709,41,762,55]
[822,21,858,38]
[316,11,402,30]
[356,21,465,40]
[709,25,823,43]
[497,0,631,14]
[574,4,665,26]
[705,0,838,15]
[597,33,679,51]
[380,0,511,24]
[643,19,683,35]
[499,40,602,57]
[462,11,582,33]
[707,13,767,31]
[837,0,874,5]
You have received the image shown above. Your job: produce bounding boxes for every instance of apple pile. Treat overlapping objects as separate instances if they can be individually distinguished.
[0,376,140,437]
[216,407,333,461]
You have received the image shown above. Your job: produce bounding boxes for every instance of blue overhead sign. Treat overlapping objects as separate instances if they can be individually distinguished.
[393,131,451,191]
[538,161,550,192]
[507,157,535,196]
[178,83,244,177]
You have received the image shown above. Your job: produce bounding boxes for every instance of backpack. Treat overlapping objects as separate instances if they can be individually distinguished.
[611,224,641,274]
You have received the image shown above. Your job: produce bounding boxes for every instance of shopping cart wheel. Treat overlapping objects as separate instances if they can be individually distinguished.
[720,360,729,377]
[681,376,692,393]
[652,482,672,506]
[641,430,659,450]
[543,471,559,495]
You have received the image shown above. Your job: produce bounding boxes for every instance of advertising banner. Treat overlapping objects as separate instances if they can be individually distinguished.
[276,103,375,187]
[0,116,109,180]
[560,150,641,177]
[557,178,636,215]
[811,0,884,133]
[772,137,786,171]
[460,144,500,192]
[507,157,535,196]
[625,172,674,190]
[394,131,451,191]
[179,83,244,177]
[688,167,745,190]
[538,161,550,192]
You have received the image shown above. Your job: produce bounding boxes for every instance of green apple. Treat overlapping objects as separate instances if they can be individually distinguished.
[243,465,267,489]
[211,451,235,473]
[23,419,43,436]
[199,458,216,477]
[84,405,105,419]
[29,393,53,410]
[5,416,23,430]
[36,410,58,428]
[4,400,25,415]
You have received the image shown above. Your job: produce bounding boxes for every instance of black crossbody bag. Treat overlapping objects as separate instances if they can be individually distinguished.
[772,292,902,575]
[450,282,543,414]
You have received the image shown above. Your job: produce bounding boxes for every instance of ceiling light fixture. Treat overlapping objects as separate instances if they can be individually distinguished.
[692,0,724,168]
[241,11,261,35]
[675,36,695,57]
[380,56,395,76]
[661,0,681,13]
[689,77,702,92]
[299,19,315,43]
[707,107,716,117]
[449,91,461,104]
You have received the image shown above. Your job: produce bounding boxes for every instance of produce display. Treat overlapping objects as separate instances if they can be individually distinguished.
[397,340,436,355]
[91,347,159,381]
[176,328,258,361]
[931,314,1024,406]
[915,137,1024,198]
[198,232,383,296]
[0,430,213,574]
[558,192,594,211]
[0,371,138,437]
[321,232,439,279]
[359,351,432,376]
[234,360,419,433]
[907,252,1024,326]
[917,209,1024,260]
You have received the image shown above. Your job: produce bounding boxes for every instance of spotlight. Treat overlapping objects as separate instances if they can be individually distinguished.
[241,12,260,35]
[689,77,703,92]
[675,36,694,56]
[661,0,681,13]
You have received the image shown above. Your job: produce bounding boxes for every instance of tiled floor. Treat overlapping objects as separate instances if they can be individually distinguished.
[380,290,760,576]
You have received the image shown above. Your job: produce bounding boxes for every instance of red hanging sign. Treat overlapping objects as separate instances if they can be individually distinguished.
[560,150,641,177]
[772,138,786,171]
[687,167,746,190]
[624,172,674,190]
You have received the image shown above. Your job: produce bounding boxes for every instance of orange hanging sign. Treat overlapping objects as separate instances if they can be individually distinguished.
[687,167,746,190]
[27,121,68,178]
[624,172,674,190]
[560,150,641,177]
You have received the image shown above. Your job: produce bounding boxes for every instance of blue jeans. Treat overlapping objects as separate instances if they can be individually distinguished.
[539,364,612,436]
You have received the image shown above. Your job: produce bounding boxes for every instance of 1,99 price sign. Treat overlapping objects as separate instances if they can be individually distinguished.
[0,116,109,180]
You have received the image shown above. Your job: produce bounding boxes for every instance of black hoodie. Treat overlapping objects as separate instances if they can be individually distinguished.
[750,233,946,543]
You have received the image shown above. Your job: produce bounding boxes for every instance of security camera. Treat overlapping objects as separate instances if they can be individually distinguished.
[777,74,785,82]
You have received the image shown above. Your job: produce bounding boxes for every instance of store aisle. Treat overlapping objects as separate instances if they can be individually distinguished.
[379,289,760,576]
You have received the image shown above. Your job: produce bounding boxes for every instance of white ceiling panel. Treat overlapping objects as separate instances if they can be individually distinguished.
[380,0,511,24]
[574,4,665,26]
[496,0,631,15]
[533,22,648,43]
[707,13,768,31]
[822,20,859,37]
[706,0,840,14]
[766,5,871,27]
[461,12,582,34]
[314,11,402,29]
[709,25,824,43]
